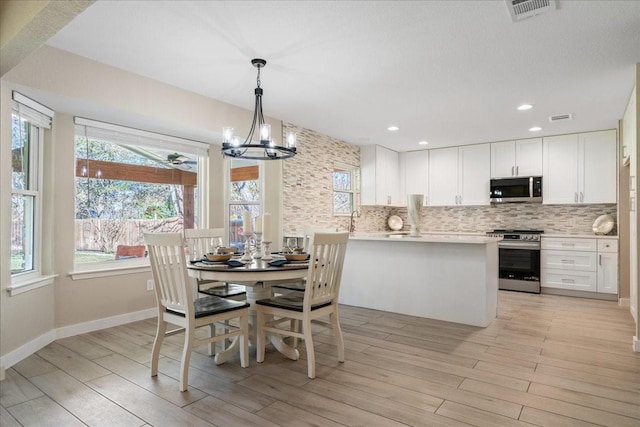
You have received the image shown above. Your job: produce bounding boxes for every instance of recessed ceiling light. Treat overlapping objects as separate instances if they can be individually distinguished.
[387,126,399,131]
[418,140,429,145]
[529,126,542,132]
[518,104,533,111]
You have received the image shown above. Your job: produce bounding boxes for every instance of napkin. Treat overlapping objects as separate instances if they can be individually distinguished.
[189,258,206,264]
[226,260,245,268]
[268,259,289,267]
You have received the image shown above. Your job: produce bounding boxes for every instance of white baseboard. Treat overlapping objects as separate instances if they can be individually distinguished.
[0,308,157,375]
[618,297,630,307]
[634,336,640,353]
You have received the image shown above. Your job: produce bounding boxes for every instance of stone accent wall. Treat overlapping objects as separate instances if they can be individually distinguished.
[281,124,618,236]
[282,123,359,235]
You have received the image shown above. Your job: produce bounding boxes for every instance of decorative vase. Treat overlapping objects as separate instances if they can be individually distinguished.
[407,194,424,236]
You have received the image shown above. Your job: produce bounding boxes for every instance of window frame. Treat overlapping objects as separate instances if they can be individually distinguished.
[10,102,46,285]
[332,162,360,216]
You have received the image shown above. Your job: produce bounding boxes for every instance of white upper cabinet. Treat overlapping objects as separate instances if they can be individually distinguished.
[400,150,429,206]
[543,130,617,205]
[429,144,490,206]
[490,138,542,178]
[361,145,401,206]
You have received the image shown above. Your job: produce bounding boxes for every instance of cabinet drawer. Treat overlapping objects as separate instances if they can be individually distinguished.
[597,239,618,253]
[541,269,597,292]
[541,250,597,271]
[541,238,596,251]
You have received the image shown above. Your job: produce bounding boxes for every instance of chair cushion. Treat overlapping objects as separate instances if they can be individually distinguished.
[167,296,249,318]
[272,281,306,292]
[255,294,331,312]
[199,283,246,298]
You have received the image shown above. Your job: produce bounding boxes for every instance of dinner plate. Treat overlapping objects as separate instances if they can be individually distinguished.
[388,215,403,231]
[592,214,614,235]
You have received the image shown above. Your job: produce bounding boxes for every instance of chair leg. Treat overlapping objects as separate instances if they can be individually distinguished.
[180,326,195,392]
[330,310,345,363]
[256,310,266,363]
[150,317,167,377]
[303,318,316,379]
[207,322,216,356]
[240,312,249,368]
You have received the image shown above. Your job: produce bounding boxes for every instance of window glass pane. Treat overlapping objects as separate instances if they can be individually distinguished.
[333,170,351,191]
[333,192,352,214]
[230,180,260,202]
[11,194,35,274]
[12,114,32,190]
[229,204,260,251]
[75,135,199,264]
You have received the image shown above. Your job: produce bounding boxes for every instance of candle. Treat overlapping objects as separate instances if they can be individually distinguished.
[255,215,262,233]
[243,211,252,234]
[262,213,272,241]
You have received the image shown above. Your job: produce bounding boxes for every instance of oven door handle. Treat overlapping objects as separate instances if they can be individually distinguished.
[498,241,541,250]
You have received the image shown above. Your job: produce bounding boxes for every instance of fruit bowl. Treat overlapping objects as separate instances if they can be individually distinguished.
[284,252,309,261]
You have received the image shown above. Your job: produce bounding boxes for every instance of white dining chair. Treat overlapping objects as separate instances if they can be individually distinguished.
[145,232,250,392]
[255,231,349,378]
[184,228,246,300]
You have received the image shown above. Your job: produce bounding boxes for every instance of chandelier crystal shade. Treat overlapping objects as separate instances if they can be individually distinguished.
[221,58,297,160]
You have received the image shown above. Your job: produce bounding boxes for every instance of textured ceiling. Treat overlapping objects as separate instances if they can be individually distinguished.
[44,0,640,152]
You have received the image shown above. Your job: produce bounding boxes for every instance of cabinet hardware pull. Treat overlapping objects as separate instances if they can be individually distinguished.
[599,254,602,265]
[574,192,578,203]
[511,166,514,176]
[387,195,391,205]
[561,243,574,246]
[562,278,575,283]
[579,192,584,203]
[516,165,519,176]
[561,259,575,263]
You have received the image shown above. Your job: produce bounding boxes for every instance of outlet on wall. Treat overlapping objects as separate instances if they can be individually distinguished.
[146,279,154,291]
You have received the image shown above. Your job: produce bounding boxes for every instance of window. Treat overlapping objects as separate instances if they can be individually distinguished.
[333,163,359,215]
[73,118,208,267]
[11,93,53,277]
[228,158,261,251]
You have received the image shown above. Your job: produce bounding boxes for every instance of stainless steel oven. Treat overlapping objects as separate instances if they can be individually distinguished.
[487,230,543,293]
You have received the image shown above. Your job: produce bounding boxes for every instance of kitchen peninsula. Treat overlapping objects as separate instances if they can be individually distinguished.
[340,233,501,327]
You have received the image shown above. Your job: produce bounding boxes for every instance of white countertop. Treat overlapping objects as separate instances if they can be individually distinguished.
[349,232,501,244]
[543,233,618,239]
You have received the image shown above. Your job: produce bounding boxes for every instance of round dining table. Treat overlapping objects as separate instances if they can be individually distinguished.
[187,258,308,364]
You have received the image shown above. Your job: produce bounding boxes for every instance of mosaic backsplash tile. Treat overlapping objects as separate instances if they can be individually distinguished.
[282,124,618,236]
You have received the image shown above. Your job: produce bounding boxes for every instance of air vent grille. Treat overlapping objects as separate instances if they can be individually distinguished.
[549,113,573,122]
[506,0,556,22]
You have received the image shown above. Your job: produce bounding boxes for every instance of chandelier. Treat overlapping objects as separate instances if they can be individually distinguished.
[221,58,297,160]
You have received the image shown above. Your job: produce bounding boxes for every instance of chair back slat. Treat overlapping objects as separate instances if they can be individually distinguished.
[184,228,226,259]
[145,233,193,315]
[301,227,337,252]
[304,232,349,309]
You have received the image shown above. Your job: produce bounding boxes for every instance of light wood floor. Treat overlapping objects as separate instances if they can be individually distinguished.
[1,291,639,426]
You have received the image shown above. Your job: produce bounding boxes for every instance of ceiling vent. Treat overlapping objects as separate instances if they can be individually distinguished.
[506,0,556,22]
[549,113,573,122]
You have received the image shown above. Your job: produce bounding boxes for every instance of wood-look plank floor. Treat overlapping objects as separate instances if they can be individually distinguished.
[2,291,639,426]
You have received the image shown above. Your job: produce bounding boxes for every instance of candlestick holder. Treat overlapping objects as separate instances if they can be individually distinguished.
[262,241,273,260]
[240,232,254,261]
[253,232,263,259]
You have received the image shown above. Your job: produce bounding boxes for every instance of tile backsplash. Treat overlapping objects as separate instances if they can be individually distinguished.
[356,203,618,235]
[281,123,618,236]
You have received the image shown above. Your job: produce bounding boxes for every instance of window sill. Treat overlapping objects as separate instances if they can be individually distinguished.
[7,274,58,296]
[70,260,151,281]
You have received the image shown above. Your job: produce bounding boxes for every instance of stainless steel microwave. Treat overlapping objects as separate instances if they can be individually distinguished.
[490,176,542,203]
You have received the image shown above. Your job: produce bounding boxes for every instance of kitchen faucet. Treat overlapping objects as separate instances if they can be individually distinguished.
[349,210,359,232]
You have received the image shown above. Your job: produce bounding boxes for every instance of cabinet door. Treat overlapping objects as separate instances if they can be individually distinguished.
[360,145,377,205]
[375,146,389,205]
[515,138,542,176]
[597,252,618,294]
[543,134,579,204]
[402,150,429,206]
[428,147,459,206]
[384,147,401,205]
[490,141,515,178]
[580,130,617,204]
[459,144,490,205]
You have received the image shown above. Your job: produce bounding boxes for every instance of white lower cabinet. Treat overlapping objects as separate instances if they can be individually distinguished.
[541,237,617,295]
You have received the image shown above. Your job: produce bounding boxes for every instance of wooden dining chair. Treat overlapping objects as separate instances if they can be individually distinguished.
[144,232,250,392]
[184,228,246,300]
[272,227,337,295]
[255,231,349,378]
